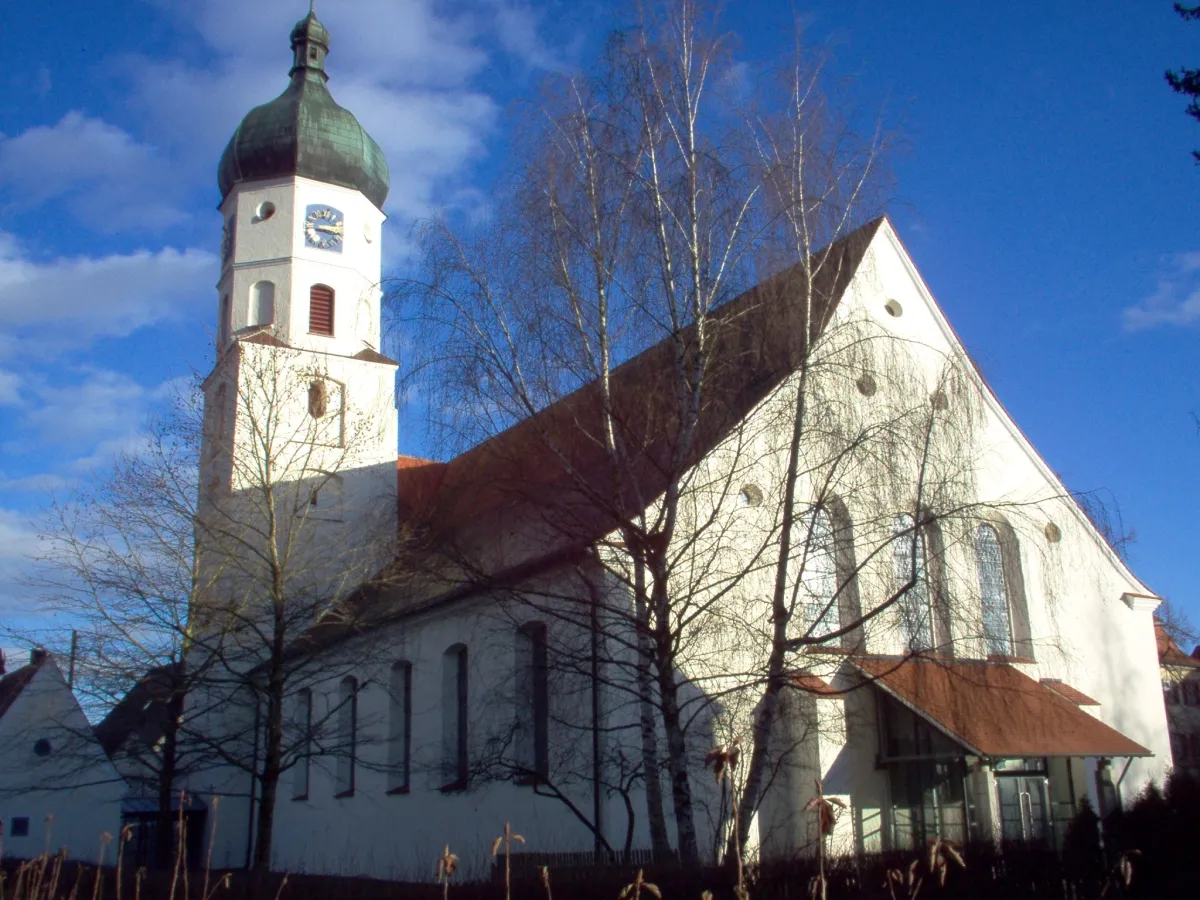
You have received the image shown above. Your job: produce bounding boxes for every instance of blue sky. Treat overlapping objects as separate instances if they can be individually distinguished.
[0,1,1196,628]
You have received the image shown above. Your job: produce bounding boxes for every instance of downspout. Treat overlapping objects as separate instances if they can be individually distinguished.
[588,568,605,857]
[244,694,262,870]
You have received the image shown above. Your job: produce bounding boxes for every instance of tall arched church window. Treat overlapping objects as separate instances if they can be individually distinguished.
[387,661,412,793]
[292,689,312,800]
[800,507,840,638]
[309,284,334,335]
[335,676,357,796]
[442,644,468,790]
[975,524,1014,656]
[250,281,275,326]
[893,513,934,651]
[515,623,549,780]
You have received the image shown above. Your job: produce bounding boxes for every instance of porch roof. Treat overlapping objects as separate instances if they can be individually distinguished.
[852,656,1151,759]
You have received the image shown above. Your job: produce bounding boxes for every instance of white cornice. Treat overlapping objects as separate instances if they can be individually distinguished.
[1121,593,1162,613]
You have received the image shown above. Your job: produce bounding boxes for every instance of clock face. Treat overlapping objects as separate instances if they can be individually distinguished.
[304,205,344,252]
[221,216,235,264]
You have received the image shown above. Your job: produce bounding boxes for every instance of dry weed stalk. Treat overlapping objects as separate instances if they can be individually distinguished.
[1097,849,1139,899]
[273,873,290,900]
[435,845,458,900]
[490,823,524,900]
[538,865,552,900]
[804,780,846,900]
[706,740,747,899]
[884,838,965,899]
[617,869,660,900]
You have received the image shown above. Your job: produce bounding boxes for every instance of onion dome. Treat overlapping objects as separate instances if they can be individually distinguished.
[217,9,390,210]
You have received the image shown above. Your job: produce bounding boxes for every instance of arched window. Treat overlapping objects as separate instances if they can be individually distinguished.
[308,380,328,418]
[249,281,275,326]
[293,689,312,800]
[975,524,1013,656]
[515,624,549,781]
[387,662,412,793]
[218,294,232,346]
[893,513,934,651]
[799,507,840,638]
[335,676,357,797]
[442,645,468,790]
[309,284,335,335]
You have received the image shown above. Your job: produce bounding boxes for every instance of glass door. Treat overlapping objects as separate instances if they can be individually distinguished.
[997,774,1050,843]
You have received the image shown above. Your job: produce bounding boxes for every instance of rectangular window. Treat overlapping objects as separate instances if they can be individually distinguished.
[293,689,312,800]
[388,662,412,793]
[10,817,30,837]
[336,677,357,797]
[309,285,334,335]
[889,760,969,849]
[516,624,549,781]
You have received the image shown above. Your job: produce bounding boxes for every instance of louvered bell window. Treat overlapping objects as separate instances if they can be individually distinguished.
[309,285,334,335]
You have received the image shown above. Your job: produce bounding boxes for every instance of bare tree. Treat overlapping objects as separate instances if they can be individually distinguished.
[393,0,1069,867]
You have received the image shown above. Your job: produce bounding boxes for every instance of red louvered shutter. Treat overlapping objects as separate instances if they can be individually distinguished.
[309,285,334,335]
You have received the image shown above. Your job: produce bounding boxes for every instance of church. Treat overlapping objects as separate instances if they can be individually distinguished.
[178,7,1173,878]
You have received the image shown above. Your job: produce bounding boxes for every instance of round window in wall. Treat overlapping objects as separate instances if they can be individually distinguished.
[33,738,51,757]
[1044,522,1062,544]
[884,299,903,317]
[856,374,877,397]
[738,484,764,508]
[254,201,276,223]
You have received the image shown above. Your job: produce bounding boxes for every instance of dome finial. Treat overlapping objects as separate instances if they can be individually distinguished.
[290,5,331,82]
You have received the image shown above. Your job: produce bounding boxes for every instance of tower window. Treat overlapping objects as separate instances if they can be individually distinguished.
[250,281,275,327]
[309,285,334,335]
[219,294,232,346]
[308,380,328,418]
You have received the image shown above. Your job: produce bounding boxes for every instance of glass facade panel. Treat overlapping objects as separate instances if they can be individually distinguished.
[975,524,1013,656]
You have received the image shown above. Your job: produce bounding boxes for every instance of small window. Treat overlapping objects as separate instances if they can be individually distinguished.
[930,389,949,411]
[388,662,412,793]
[856,374,877,396]
[336,677,358,797]
[309,285,335,335]
[254,201,275,222]
[1044,522,1062,543]
[308,380,328,418]
[10,817,30,837]
[884,299,904,317]
[33,738,51,757]
[218,294,232,346]
[293,689,312,799]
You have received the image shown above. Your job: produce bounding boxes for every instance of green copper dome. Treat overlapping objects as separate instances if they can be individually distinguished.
[217,10,390,209]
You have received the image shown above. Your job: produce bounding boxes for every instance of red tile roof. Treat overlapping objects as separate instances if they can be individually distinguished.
[1155,622,1200,669]
[852,656,1150,759]
[790,671,841,696]
[1039,678,1100,706]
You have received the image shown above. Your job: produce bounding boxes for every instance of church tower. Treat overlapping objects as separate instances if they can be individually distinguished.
[200,8,398,583]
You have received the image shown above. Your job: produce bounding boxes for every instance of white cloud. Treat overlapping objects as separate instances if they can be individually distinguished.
[0,112,188,232]
[1123,252,1200,331]
[0,370,19,406]
[0,232,215,353]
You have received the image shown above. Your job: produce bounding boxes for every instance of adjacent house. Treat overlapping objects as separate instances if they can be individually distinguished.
[0,650,124,861]
[1156,621,1200,777]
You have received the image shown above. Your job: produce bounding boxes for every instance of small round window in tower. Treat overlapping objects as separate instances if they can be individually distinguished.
[33,738,51,758]
[363,222,374,244]
[253,201,276,223]
[1044,522,1062,544]
[738,484,764,508]
[308,380,329,419]
[856,374,877,397]
[884,299,903,318]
